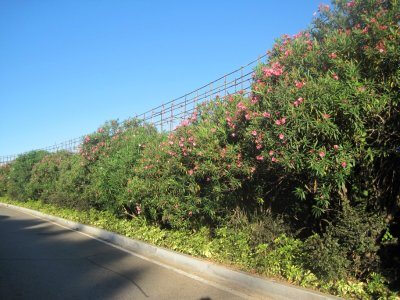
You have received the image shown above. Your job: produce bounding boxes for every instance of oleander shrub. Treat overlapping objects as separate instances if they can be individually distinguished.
[7,150,48,201]
[302,206,386,281]
[45,153,90,210]
[127,97,259,229]
[129,0,400,228]
[127,0,400,289]
[0,164,11,196]
[28,151,73,201]
[83,120,159,215]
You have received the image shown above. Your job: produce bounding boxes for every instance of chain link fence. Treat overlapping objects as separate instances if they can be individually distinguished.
[0,54,267,166]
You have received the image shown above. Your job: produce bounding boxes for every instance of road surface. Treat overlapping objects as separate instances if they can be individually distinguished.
[0,205,247,299]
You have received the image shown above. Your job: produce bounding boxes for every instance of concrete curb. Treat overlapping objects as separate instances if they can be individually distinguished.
[0,202,341,300]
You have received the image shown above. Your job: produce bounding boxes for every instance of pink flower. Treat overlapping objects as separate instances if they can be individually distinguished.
[251,96,258,104]
[98,127,104,133]
[295,81,305,89]
[322,113,331,119]
[236,102,247,111]
[341,161,347,168]
[275,119,282,126]
[332,73,339,80]
[263,62,284,77]
[333,145,339,150]
[263,112,271,118]
[280,117,286,125]
[269,150,274,156]
[298,97,304,104]
[293,100,299,107]
[376,41,386,53]
[284,49,292,57]
[328,52,337,59]
[190,112,198,122]
[292,32,303,39]
[362,26,369,34]
[319,151,326,158]
[319,4,330,12]
[256,155,264,161]
[271,157,277,162]
[279,133,284,140]
[188,169,194,175]
[245,113,251,120]
[180,119,190,127]
[256,144,263,150]
[251,130,258,136]
[347,1,355,8]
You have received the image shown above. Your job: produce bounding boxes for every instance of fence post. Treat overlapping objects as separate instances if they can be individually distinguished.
[224,75,227,98]
[210,82,212,102]
[161,104,164,132]
[241,66,244,91]
[184,96,187,122]
[170,101,174,131]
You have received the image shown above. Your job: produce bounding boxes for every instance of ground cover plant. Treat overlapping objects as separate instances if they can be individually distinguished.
[1,0,399,298]
[0,197,396,299]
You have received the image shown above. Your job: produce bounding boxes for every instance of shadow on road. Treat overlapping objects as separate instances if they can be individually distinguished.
[0,209,234,299]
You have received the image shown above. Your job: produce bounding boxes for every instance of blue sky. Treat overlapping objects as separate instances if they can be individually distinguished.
[0,0,323,156]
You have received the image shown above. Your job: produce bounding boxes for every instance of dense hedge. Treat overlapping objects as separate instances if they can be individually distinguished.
[0,1,399,298]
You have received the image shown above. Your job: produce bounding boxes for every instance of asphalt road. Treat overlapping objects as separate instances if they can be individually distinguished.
[0,206,246,300]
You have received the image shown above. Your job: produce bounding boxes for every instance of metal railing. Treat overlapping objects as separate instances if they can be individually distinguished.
[0,54,267,166]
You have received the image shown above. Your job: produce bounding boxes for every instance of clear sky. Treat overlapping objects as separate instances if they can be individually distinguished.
[0,0,323,157]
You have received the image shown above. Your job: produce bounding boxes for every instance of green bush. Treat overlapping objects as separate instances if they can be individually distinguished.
[28,151,73,201]
[129,0,400,227]
[49,153,91,210]
[7,150,48,201]
[84,121,159,215]
[126,0,400,291]
[0,164,10,196]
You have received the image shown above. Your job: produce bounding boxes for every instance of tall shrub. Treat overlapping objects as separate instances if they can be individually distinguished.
[84,121,160,215]
[127,0,400,285]
[28,151,73,202]
[0,164,11,196]
[7,150,48,201]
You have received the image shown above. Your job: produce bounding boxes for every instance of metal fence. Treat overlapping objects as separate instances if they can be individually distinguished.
[0,54,267,166]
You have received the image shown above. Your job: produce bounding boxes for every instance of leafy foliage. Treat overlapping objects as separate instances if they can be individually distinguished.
[7,150,48,201]
[0,164,10,196]
[84,120,159,215]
